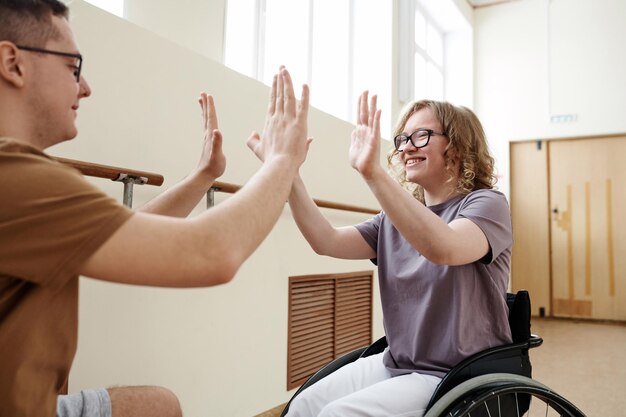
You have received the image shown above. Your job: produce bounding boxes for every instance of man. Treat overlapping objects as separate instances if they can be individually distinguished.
[0,1,311,416]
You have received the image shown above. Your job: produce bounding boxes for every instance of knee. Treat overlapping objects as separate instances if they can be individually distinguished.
[285,388,323,417]
[292,392,348,417]
[284,394,309,417]
[108,385,182,417]
[150,387,182,417]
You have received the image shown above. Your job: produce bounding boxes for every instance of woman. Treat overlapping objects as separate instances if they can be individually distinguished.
[254,92,513,417]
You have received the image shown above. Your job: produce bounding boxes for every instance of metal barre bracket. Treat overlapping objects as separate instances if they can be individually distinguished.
[113,173,149,207]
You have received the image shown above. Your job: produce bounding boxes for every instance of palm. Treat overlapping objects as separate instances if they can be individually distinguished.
[198,93,226,179]
[246,67,310,166]
[349,125,378,174]
[350,91,382,180]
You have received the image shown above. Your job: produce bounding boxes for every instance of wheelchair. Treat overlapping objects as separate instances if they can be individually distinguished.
[281,291,586,417]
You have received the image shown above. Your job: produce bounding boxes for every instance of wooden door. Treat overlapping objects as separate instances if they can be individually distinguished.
[549,136,626,320]
[510,141,552,316]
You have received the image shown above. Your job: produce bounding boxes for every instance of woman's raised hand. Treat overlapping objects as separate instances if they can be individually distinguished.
[349,91,382,180]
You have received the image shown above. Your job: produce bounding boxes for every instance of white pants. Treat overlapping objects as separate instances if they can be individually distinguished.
[285,352,441,417]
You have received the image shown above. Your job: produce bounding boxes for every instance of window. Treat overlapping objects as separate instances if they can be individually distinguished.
[398,0,472,106]
[287,271,373,390]
[400,1,445,101]
[224,0,391,132]
[84,0,125,17]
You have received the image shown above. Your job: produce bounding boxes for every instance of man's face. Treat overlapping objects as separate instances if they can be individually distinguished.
[25,15,91,148]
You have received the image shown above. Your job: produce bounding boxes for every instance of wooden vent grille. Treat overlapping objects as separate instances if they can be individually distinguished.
[287,271,373,390]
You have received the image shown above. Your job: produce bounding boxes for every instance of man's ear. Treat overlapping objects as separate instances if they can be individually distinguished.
[0,42,26,88]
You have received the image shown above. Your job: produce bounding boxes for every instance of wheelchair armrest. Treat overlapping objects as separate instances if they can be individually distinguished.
[529,334,543,349]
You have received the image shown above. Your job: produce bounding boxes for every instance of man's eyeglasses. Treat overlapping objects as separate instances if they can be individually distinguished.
[393,129,446,151]
[15,45,83,82]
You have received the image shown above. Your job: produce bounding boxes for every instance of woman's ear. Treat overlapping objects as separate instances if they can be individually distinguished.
[0,42,26,88]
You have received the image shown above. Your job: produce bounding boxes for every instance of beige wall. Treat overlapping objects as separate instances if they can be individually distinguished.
[58,2,384,416]
[125,0,225,62]
[474,0,626,197]
[53,0,626,414]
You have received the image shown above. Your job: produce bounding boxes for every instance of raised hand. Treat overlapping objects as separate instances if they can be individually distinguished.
[197,92,226,180]
[349,91,383,180]
[247,67,310,165]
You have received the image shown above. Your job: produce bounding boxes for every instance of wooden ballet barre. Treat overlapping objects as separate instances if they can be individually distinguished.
[55,156,164,207]
[210,181,380,215]
[54,156,164,186]
[54,157,378,214]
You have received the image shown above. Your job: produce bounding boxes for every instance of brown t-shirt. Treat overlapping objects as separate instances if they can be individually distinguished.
[0,138,133,417]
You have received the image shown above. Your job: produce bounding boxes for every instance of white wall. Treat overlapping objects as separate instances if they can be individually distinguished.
[58,2,384,416]
[474,0,626,197]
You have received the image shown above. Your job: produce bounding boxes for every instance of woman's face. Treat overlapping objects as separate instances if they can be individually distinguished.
[399,108,455,191]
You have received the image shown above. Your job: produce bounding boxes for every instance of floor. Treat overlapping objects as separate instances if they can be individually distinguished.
[253,318,626,417]
[530,318,626,417]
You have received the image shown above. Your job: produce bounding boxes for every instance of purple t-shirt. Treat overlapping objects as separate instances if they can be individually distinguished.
[355,189,513,378]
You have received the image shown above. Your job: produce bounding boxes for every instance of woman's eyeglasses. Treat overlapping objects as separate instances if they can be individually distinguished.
[393,129,446,151]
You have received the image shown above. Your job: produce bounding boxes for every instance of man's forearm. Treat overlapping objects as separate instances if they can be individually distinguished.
[138,171,215,217]
[193,156,299,267]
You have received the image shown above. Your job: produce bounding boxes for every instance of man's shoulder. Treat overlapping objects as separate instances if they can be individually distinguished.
[0,137,81,179]
[0,137,47,156]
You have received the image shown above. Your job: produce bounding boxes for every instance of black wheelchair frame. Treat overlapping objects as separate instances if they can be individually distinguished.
[281,290,586,417]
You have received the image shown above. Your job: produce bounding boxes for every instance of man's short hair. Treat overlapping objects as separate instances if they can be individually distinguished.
[0,0,69,47]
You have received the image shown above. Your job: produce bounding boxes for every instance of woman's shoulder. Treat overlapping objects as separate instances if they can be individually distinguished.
[463,188,508,204]
[456,189,510,218]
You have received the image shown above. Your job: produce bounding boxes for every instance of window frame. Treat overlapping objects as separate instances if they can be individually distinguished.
[398,0,447,103]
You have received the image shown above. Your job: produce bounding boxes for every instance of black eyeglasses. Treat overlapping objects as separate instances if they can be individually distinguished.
[393,129,446,151]
[16,45,83,82]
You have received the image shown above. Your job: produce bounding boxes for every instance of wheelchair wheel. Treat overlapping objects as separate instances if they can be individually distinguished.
[424,373,586,417]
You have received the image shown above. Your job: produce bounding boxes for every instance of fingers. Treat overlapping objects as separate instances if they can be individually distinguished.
[373,109,382,137]
[246,131,261,152]
[199,92,219,131]
[281,67,296,116]
[359,91,369,125]
[297,84,310,121]
[275,69,284,117]
[368,94,377,128]
[267,74,277,117]
[207,95,218,130]
[246,131,265,162]
[198,92,208,128]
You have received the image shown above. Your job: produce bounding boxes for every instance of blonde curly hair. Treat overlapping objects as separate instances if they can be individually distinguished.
[387,100,496,204]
